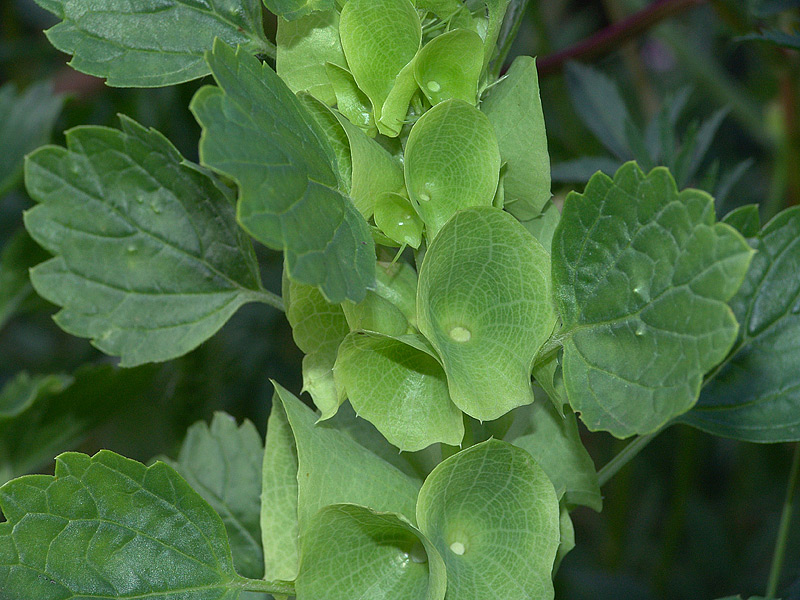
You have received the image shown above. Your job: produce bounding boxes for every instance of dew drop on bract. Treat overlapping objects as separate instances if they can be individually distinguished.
[449,326,471,342]
[427,80,441,92]
[449,541,466,555]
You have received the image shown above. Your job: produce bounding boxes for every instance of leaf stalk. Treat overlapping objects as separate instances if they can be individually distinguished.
[766,442,800,598]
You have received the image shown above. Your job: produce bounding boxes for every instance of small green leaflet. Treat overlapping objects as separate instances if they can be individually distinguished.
[164,413,264,579]
[481,55,551,220]
[276,10,347,106]
[0,230,49,329]
[334,331,465,450]
[552,163,754,438]
[404,100,501,239]
[417,207,556,421]
[0,365,156,485]
[296,505,447,600]
[24,115,267,367]
[263,0,335,20]
[0,451,288,599]
[685,207,800,442]
[191,41,375,304]
[33,0,271,87]
[507,401,602,511]
[260,383,422,578]
[416,440,561,600]
[0,82,63,197]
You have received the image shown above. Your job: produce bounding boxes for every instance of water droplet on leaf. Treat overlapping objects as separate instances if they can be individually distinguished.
[635,323,646,337]
[449,541,466,555]
[449,326,471,342]
[427,80,441,92]
[126,244,137,253]
[418,191,431,203]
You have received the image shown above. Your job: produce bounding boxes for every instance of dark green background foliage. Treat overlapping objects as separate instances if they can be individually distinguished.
[2,0,800,599]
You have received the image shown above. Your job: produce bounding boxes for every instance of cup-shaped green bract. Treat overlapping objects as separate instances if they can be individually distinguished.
[276,10,347,106]
[417,206,556,421]
[375,192,425,248]
[325,62,376,135]
[334,331,465,451]
[414,29,484,106]
[404,100,501,240]
[339,0,421,132]
[416,440,561,600]
[296,505,447,600]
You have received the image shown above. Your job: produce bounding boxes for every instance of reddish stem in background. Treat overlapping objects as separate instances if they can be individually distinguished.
[537,0,708,77]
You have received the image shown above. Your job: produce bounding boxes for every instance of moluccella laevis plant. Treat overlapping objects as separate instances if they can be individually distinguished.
[4,0,790,599]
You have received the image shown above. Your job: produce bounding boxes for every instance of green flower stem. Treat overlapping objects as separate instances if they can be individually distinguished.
[597,431,659,487]
[240,576,296,595]
[253,289,286,312]
[766,442,800,598]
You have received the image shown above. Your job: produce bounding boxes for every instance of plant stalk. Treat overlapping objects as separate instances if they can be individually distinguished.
[597,431,660,487]
[537,0,707,77]
[766,443,800,598]
[240,577,296,596]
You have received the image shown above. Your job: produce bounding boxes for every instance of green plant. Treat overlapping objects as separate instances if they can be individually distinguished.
[1,0,800,599]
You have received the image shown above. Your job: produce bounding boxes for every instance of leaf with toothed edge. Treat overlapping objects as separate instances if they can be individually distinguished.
[191,40,375,304]
[23,115,265,367]
[552,162,754,438]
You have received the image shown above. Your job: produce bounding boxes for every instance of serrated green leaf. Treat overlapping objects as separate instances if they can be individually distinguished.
[685,207,800,441]
[414,29,484,106]
[0,365,157,485]
[339,0,421,134]
[263,0,334,20]
[34,0,270,87]
[296,504,447,600]
[722,204,761,237]
[283,273,349,417]
[334,331,464,451]
[0,230,49,329]
[191,41,375,304]
[0,82,63,197]
[481,55,551,220]
[276,10,347,106]
[417,206,556,420]
[0,450,260,599]
[24,115,264,367]
[553,163,754,438]
[165,413,264,579]
[405,100,501,239]
[507,401,602,511]
[416,439,560,600]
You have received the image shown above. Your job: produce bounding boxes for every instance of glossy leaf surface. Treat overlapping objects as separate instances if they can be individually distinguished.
[34,0,270,87]
[553,163,753,437]
[0,451,249,599]
[418,207,555,420]
[296,505,446,600]
[404,100,501,239]
[191,41,374,304]
[686,207,800,441]
[24,116,263,366]
[416,440,560,600]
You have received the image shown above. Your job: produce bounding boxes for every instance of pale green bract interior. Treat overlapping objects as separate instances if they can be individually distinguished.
[7,0,778,599]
